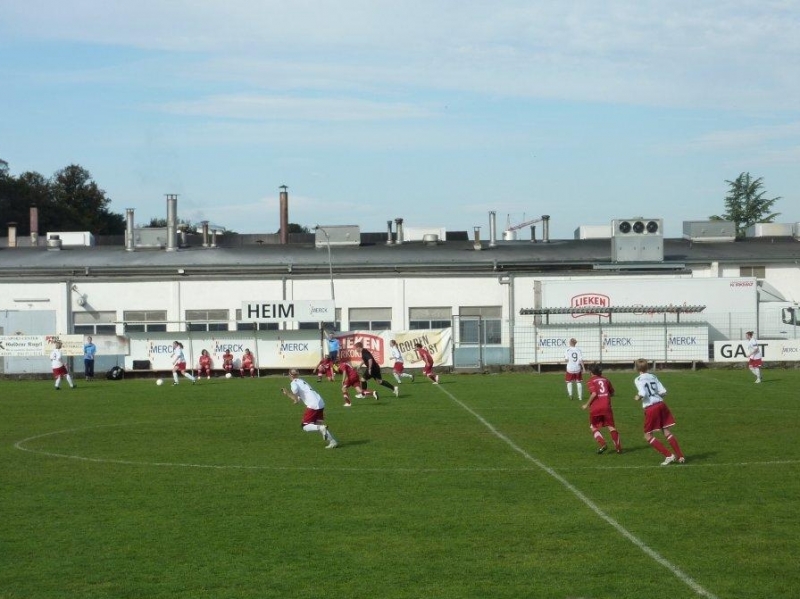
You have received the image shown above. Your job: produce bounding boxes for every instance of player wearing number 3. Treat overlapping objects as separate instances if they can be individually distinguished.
[582,365,621,454]
[634,359,685,466]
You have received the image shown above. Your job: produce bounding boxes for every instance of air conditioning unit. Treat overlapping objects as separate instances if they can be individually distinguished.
[611,218,664,262]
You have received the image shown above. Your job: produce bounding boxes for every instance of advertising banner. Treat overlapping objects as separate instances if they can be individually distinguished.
[713,339,800,362]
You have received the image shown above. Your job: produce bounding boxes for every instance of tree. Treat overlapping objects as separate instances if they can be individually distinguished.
[280,223,311,234]
[710,172,781,238]
[50,165,125,234]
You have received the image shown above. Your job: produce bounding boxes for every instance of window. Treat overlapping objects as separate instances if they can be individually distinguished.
[740,266,766,278]
[459,306,502,345]
[235,309,279,331]
[409,307,452,330]
[349,307,391,331]
[124,310,167,333]
[74,311,117,335]
[186,309,229,332]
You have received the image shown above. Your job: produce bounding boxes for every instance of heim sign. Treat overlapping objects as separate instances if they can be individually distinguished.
[240,300,335,323]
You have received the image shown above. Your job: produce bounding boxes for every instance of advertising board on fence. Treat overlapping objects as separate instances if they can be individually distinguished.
[713,339,800,362]
[0,335,128,357]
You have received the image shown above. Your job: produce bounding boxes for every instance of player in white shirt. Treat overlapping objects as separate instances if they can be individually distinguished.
[171,341,197,385]
[282,369,339,449]
[745,331,762,383]
[389,340,414,384]
[564,338,585,400]
[50,341,76,390]
[634,359,685,466]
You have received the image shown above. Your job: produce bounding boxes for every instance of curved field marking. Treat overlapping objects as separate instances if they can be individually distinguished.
[436,384,720,599]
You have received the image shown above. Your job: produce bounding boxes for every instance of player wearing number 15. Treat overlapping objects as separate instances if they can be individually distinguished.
[634,359,685,466]
[582,365,621,454]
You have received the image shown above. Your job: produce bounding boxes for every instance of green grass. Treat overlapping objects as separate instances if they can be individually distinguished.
[1,369,799,599]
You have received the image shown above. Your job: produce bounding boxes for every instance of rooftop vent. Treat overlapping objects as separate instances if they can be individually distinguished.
[682,220,736,242]
[745,223,795,238]
[611,218,663,262]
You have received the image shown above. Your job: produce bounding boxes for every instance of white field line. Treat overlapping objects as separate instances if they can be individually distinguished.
[436,384,720,599]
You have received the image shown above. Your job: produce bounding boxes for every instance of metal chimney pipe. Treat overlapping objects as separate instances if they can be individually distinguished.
[530,225,537,243]
[30,206,39,246]
[386,220,394,245]
[279,185,289,245]
[166,194,178,251]
[542,215,551,243]
[489,211,497,247]
[201,221,209,247]
[473,226,482,251]
[211,228,218,248]
[394,218,404,245]
[125,208,135,251]
[7,222,17,248]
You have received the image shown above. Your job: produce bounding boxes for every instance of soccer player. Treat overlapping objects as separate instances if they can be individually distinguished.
[414,342,439,384]
[198,349,213,379]
[50,341,76,390]
[240,348,256,378]
[355,341,399,396]
[282,368,339,449]
[83,335,97,381]
[564,338,584,400]
[389,340,414,384]
[171,341,196,385]
[339,360,378,405]
[315,355,335,382]
[745,331,762,383]
[633,359,685,466]
[222,349,234,375]
[582,365,621,454]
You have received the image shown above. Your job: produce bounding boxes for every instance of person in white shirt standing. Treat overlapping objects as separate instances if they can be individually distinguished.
[564,338,584,400]
[745,331,762,383]
[389,340,414,385]
[50,341,76,390]
[282,369,339,448]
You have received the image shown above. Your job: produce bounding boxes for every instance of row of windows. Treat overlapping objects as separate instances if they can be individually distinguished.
[73,307,503,344]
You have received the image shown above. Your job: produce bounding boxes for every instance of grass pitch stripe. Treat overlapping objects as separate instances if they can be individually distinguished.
[437,384,720,599]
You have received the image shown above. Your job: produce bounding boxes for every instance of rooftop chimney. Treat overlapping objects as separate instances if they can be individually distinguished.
[542,215,551,243]
[125,208,135,251]
[201,221,210,247]
[386,220,394,245]
[166,194,178,252]
[7,222,17,248]
[489,211,497,247]
[30,206,39,246]
[279,185,289,245]
[394,218,404,245]
[473,226,482,251]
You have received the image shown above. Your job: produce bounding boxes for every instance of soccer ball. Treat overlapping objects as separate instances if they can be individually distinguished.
[156,378,163,386]
[225,372,232,379]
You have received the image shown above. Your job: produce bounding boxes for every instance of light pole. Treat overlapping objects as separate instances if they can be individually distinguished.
[314,225,335,304]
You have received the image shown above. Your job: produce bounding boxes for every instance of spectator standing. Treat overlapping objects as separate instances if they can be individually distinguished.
[171,341,197,385]
[414,342,439,384]
[634,359,685,466]
[198,349,213,379]
[355,341,399,396]
[582,365,622,454]
[745,331,762,383]
[564,338,585,400]
[281,369,339,449]
[389,340,414,384]
[83,335,97,381]
[51,340,76,390]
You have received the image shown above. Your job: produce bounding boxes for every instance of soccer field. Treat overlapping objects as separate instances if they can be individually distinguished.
[1,369,798,599]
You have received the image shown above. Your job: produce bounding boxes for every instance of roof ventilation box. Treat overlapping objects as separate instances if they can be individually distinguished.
[611,218,663,262]
[682,220,736,242]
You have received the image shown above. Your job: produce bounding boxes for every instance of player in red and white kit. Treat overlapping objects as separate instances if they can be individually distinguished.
[339,360,378,406]
[745,331,762,383]
[281,369,338,449]
[222,349,234,375]
[564,338,584,400]
[240,349,255,378]
[582,365,621,454]
[315,355,335,382]
[197,349,213,379]
[50,341,76,390]
[415,342,439,384]
[634,359,685,466]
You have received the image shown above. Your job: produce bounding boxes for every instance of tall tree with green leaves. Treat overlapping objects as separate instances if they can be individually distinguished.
[710,172,781,238]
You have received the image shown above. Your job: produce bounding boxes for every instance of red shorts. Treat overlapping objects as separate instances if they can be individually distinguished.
[565,371,583,382]
[173,362,186,372]
[749,358,763,368]
[589,410,616,429]
[343,374,361,389]
[393,363,405,374]
[52,366,68,377]
[422,364,433,376]
[302,407,324,426]
[223,363,233,371]
[643,402,676,434]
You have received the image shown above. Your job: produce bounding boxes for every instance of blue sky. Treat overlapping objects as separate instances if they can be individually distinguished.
[1,1,798,239]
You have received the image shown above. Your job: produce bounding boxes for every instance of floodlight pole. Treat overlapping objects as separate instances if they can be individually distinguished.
[315,225,335,304]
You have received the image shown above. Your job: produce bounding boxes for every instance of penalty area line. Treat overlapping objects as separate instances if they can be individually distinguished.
[436,384,719,599]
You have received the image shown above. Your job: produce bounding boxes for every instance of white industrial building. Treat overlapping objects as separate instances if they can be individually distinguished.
[1,198,799,376]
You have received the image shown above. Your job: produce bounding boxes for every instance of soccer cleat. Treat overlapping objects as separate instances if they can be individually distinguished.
[355,394,365,399]
[343,402,352,407]
[325,441,338,449]
[173,382,179,386]
[661,455,677,466]
[393,386,399,397]
[615,447,623,454]
[755,379,761,384]
[374,391,379,401]
[596,445,608,454]
[410,374,415,382]
[677,457,686,464]
[55,387,60,391]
